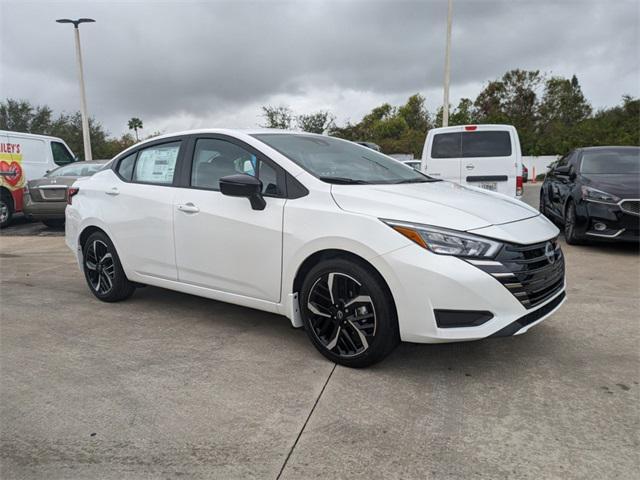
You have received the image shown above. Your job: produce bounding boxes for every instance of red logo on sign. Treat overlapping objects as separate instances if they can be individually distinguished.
[0,161,23,186]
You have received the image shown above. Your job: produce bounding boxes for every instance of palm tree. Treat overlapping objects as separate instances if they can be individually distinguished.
[128,117,143,141]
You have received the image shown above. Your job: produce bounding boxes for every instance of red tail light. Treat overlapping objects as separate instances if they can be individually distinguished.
[67,187,79,205]
[464,125,478,131]
[516,176,523,196]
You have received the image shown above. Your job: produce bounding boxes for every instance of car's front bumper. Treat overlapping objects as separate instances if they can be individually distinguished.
[372,242,566,344]
[576,199,640,242]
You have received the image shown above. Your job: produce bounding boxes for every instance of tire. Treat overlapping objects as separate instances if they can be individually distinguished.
[42,219,65,228]
[563,201,582,245]
[0,192,14,229]
[82,231,136,302]
[300,258,399,368]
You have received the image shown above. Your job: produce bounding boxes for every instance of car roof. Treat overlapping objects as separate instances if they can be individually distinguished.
[0,130,68,142]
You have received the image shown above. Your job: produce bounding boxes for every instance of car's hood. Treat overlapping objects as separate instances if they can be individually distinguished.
[331,181,540,231]
[581,174,640,199]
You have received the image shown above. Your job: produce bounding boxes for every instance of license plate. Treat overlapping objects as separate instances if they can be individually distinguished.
[480,182,497,191]
[39,187,67,200]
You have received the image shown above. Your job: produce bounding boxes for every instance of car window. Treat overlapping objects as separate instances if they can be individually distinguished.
[462,131,512,157]
[432,133,461,158]
[556,153,571,167]
[580,148,640,174]
[133,142,180,185]
[51,142,76,166]
[117,153,137,181]
[254,134,431,184]
[191,138,283,195]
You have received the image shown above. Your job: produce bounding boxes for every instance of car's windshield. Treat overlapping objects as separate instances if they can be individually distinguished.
[47,162,106,177]
[580,148,640,174]
[252,134,436,184]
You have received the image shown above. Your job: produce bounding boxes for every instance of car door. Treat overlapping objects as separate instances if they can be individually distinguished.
[173,135,285,302]
[426,132,461,183]
[99,139,183,280]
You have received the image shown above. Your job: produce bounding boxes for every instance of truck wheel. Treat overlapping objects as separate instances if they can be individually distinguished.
[0,192,14,229]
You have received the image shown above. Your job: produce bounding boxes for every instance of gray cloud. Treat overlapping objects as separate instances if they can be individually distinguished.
[1,0,638,137]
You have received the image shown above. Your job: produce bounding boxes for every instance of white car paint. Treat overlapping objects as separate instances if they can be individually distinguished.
[66,129,565,346]
[421,124,523,198]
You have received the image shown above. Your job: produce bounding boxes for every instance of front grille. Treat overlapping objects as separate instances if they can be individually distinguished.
[620,200,640,216]
[468,239,565,309]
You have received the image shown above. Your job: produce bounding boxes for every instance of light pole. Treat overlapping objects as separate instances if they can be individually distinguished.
[56,18,95,161]
[442,0,453,127]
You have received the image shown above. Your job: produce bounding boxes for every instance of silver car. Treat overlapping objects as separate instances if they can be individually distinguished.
[23,160,108,227]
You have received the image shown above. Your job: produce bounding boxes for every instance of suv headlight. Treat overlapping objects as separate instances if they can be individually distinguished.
[382,219,502,258]
[581,186,620,204]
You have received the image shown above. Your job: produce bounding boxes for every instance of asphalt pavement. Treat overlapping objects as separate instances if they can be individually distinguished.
[1,183,638,479]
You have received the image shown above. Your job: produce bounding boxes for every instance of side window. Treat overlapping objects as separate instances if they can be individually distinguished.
[191,138,283,196]
[133,142,180,185]
[117,152,137,181]
[431,133,461,158]
[556,153,571,167]
[51,142,75,166]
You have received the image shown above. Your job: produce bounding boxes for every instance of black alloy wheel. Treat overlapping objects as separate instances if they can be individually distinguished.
[300,258,399,368]
[83,231,136,302]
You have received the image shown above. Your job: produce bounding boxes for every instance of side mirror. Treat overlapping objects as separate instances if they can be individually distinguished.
[219,174,266,210]
[555,165,570,176]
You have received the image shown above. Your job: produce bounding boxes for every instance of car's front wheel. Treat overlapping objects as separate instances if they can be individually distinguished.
[564,200,583,245]
[300,258,399,368]
[83,231,136,302]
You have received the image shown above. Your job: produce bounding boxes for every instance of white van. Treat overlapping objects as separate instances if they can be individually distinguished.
[0,130,77,227]
[421,124,523,197]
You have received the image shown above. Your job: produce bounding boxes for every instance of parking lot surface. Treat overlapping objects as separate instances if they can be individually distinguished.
[1,185,638,479]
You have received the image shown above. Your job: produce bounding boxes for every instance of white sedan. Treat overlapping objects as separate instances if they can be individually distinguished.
[65,130,566,367]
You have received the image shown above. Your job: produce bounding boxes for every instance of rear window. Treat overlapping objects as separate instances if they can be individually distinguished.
[462,131,512,157]
[431,131,512,158]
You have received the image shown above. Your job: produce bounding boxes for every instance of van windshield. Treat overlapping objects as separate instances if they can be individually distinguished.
[253,134,437,184]
[431,131,512,158]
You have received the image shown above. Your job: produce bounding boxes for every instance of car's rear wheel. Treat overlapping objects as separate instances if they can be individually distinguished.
[564,201,582,245]
[300,258,399,368]
[83,231,136,302]
[0,192,14,229]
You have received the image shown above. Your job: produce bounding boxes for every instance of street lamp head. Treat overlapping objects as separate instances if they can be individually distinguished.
[56,18,96,28]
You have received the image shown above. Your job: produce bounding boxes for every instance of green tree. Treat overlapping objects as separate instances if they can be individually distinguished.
[474,69,543,153]
[449,98,474,126]
[297,110,335,133]
[260,105,293,129]
[0,99,53,133]
[127,117,143,141]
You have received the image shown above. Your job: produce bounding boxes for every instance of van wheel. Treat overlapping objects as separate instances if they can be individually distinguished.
[0,192,14,229]
[300,258,399,368]
[83,231,136,302]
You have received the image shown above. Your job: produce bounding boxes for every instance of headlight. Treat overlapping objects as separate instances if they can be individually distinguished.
[381,219,502,258]
[581,186,620,204]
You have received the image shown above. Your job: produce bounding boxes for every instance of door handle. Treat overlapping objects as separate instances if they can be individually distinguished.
[177,203,200,214]
[465,165,475,170]
[105,187,120,196]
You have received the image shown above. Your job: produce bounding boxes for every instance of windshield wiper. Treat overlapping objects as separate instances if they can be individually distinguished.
[392,177,440,184]
[319,176,370,184]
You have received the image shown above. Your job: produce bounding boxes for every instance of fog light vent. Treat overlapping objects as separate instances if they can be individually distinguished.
[434,310,494,328]
[593,222,607,231]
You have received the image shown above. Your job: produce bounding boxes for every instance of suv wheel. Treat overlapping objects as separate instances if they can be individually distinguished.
[83,231,136,302]
[300,258,399,368]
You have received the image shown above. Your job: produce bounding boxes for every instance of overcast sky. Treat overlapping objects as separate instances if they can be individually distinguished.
[1,0,638,137]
